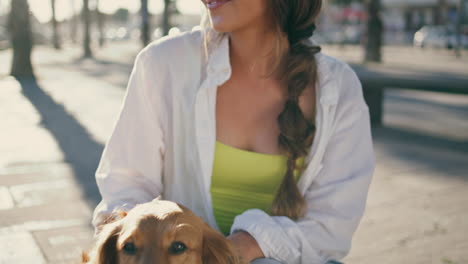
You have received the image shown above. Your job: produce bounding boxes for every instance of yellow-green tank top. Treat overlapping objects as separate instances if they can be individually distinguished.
[210,140,305,235]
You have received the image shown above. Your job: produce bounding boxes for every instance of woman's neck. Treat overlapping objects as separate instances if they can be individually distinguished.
[228,26,278,78]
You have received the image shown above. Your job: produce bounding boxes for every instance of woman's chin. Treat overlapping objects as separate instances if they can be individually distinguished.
[212,25,231,33]
[210,20,234,33]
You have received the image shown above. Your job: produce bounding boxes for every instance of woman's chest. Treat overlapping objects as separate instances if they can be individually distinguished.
[215,78,316,155]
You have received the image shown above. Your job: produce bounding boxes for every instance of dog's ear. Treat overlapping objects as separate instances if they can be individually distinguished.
[202,226,240,264]
[93,222,122,264]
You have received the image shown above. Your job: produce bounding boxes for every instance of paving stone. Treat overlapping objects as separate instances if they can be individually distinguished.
[9,179,81,208]
[0,163,75,187]
[33,225,94,263]
[344,161,468,264]
[0,218,89,236]
[0,231,46,263]
[0,186,14,210]
[0,77,64,169]
[0,200,92,228]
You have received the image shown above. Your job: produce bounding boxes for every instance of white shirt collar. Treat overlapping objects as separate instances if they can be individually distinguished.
[204,29,339,106]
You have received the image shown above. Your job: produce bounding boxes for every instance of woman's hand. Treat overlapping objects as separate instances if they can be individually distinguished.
[227,230,265,262]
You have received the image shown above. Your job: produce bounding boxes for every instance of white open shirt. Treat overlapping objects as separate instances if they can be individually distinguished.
[92,28,375,264]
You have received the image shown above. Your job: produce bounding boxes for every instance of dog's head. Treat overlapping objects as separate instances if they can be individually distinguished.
[84,199,240,264]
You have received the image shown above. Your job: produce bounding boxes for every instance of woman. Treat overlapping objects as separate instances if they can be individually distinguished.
[92,0,375,263]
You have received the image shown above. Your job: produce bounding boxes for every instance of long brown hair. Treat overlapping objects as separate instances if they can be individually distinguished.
[269,0,322,220]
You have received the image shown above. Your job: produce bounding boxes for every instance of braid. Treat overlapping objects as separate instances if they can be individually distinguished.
[270,0,322,219]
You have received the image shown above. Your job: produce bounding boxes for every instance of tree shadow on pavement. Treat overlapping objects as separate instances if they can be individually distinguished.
[41,55,135,89]
[70,57,134,89]
[372,126,468,181]
[17,77,103,208]
[385,92,468,120]
[350,62,468,81]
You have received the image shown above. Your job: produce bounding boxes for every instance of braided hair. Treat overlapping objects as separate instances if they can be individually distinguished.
[269,0,322,219]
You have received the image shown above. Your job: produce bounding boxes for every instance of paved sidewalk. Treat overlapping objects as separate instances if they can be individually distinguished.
[345,89,468,264]
[0,42,467,263]
[0,43,140,263]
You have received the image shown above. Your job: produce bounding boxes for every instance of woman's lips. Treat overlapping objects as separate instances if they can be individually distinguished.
[205,0,231,10]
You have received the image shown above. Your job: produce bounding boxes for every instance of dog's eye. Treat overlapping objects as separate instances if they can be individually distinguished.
[169,241,187,255]
[122,242,137,255]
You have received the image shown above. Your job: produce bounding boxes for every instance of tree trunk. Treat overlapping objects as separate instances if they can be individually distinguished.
[83,0,93,57]
[96,0,105,47]
[365,0,383,63]
[51,0,61,49]
[437,0,448,25]
[455,0,466,57]
[162,0,171,36]
[141,0,150,46]
[70,0,78,44]
[8,0,34,78]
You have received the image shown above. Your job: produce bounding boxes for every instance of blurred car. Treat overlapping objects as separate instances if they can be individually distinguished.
[105,27,130,41]
[316,25,363,45]
[414,25,468,49]
[152,26,192,40]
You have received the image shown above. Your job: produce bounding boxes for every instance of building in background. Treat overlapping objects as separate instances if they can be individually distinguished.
[316,1,367,45]
[318,0,467,45]
[382,0,465,44]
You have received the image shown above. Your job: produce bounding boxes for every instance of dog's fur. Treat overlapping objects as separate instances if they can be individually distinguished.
[83,199,241,264]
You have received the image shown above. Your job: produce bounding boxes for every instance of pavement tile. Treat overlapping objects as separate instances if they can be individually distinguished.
[0,200,91,228]
[345,167,468,264]
[0,231,46,263]
[0,218,89,235]
[37,65,125,144]
[0,186,14,210]
[0,162,75,187]
[0,77,64,168]
[32,226,94,263]
[9,179,82,208]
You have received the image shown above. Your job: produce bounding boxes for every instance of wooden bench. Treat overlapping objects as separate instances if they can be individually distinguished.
[351,64,468,125]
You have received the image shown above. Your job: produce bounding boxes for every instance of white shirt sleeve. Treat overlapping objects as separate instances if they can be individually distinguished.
[230,65,375,264]
[92,49,166,231]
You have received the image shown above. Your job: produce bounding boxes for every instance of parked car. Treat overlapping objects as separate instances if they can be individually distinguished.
[316,25,363,45]
[105,27,130,41]
[414,25,468,49]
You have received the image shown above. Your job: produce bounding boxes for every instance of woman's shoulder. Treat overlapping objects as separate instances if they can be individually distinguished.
[136,28,203,67]
[315,51,366,110]
[315,52,357,81]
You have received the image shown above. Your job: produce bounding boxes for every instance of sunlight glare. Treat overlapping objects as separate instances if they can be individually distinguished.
[26,0,203,23]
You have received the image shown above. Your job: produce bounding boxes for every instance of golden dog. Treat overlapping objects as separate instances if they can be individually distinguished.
[83,199,241,264]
